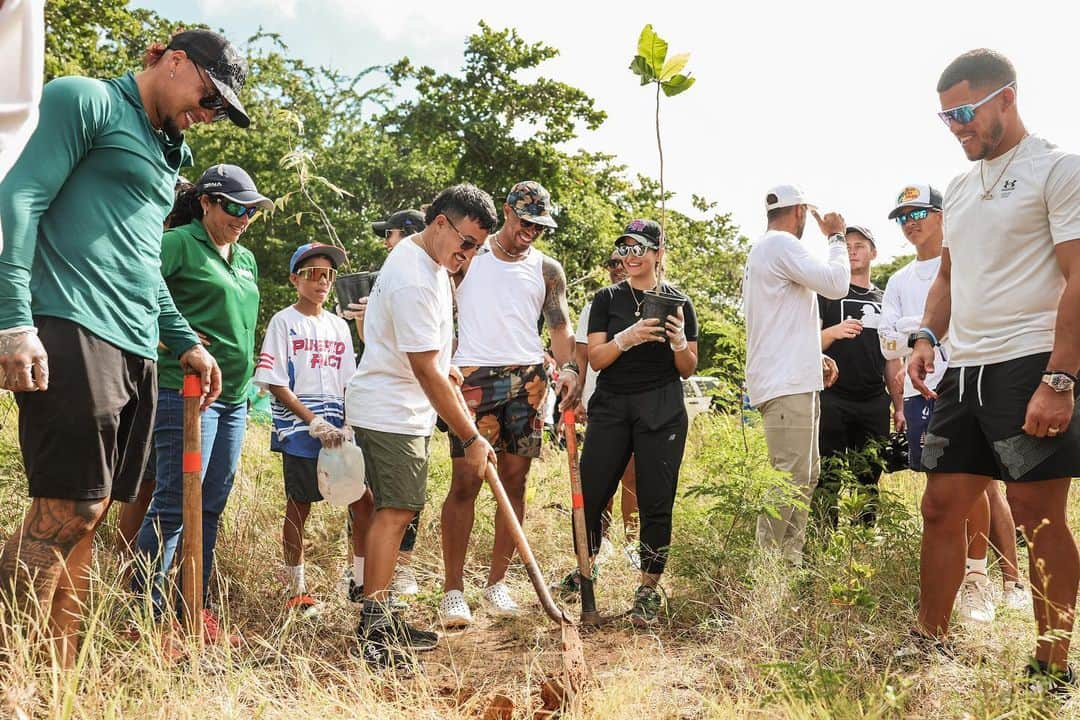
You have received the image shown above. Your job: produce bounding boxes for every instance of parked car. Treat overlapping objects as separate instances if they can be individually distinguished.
[682,375,721,422]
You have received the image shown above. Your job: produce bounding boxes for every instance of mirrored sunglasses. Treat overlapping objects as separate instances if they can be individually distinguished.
[894,208,934,226]
[296,266,337,283]
[615,243,648,257]
[937,82,1014,127]
[214,197,259,218]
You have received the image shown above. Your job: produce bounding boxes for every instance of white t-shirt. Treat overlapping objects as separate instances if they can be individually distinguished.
[878,256,949,397]
[943,134,1080,366]
[0,0,43,186]
[575,300,598,409]
[254,306,357,459]
[743,230,850,406]
[345,237,453,436]
[453,245,546,367]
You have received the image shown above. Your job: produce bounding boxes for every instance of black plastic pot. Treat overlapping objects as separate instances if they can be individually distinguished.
[335,271,378,309]
[640,289,685,323]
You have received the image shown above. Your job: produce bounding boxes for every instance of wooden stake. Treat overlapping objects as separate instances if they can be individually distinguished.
[180,373,204,643]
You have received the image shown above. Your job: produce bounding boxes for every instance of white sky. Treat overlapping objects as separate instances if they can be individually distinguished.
[140,0,1080,260]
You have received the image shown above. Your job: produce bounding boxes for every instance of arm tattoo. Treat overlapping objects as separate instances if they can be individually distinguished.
[541,256,570,331]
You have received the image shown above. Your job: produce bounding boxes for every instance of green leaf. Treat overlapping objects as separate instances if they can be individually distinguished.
[658,52,690,82]
[661,73,696,97]
[628,55,655,85]
[636,24,668,76]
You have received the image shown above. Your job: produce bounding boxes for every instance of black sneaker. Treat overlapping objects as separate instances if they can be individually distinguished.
[552,565,598,602]
[389,613,439,652]
[893,627,956,663]
[1024,659,1077,698]
[629,584,662,627]
[355,623,416,676]
[348,580,364,604]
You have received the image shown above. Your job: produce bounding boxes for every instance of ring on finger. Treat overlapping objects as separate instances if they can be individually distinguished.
[1049,426,1061,436]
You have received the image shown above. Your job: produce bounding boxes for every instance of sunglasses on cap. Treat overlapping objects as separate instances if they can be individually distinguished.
[937,82,1014,127]
[614,243,649,257]
[296,266,337,283]
[894,208,937,226]
[444,215,484,252]
[191,60,229,123]
[212,196,259,218]
[604,258,623,269]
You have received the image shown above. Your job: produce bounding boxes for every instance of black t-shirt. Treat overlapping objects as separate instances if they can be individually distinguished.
[818,284,886,400]
[588,281,698,395]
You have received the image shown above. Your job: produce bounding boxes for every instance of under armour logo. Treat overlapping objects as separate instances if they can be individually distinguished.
[1002,179,1017,191]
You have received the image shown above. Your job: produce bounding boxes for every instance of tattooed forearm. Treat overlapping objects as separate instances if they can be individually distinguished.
[541,256,570,330]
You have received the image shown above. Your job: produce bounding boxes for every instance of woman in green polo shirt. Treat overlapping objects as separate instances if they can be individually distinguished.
[133,164,269,640]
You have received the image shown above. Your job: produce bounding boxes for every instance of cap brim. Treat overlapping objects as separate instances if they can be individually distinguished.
[217,190,273,210]
[517,212,557,229]
[208,75,250,128]
[372,221,390,235]
[617,233,659,249]
[887,202,937,219]
[291,245,348,273]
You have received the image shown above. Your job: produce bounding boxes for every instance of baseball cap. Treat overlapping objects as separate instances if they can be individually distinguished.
[290,242,347,273]
[195,164,273,209]
[765,184,816,212]
[506,181,557,228]
[372,209,426,236]
[887,184,943,219]
[845,225,876,247]
[167,29,250,128]
[617,218,663,249]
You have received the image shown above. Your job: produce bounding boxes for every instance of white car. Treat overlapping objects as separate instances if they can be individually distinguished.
[682,375,721,422]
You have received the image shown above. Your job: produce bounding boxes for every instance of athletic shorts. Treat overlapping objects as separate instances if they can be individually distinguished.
[356,427,430,512]
[923,352,1080,482]
[17,316,157,503]
[282,452,322,503]
[903,395,935,472]
[449,363,548,459]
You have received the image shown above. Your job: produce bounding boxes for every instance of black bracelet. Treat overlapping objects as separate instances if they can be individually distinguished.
[1044,370,1079,383]
[461,432,480,449]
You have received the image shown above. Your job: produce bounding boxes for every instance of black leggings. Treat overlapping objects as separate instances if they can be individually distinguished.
[579,382,688,576]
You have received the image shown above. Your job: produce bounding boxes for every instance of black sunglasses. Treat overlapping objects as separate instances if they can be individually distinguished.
[445,215,483,251]
[191,60,228,123]
[604,258,623,269]
[519,218,546,233]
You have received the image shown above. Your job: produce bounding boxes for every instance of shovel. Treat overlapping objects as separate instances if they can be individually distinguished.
[180,373,204,644]
[482,461,588,695]
[561,410,600,625]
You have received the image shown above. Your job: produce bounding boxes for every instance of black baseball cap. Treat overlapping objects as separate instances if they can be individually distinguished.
[617,218,663,249]
[167,30,250,128]
[372,209,425,236]
[195,164,272,209]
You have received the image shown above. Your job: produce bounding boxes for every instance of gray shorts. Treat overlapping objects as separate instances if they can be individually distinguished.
[354,427,429,512]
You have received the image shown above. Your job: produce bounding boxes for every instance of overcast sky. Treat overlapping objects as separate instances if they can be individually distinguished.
[139,0,1080,261]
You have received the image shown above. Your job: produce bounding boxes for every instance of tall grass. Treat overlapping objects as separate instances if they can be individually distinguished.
[0,399,1075,718]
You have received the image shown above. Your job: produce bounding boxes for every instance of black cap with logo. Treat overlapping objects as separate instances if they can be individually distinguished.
[167,30,250,128]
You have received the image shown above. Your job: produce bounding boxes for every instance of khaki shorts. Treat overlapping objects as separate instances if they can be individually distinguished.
[354,427,430,512]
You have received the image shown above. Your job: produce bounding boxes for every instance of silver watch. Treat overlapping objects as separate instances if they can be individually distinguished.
[1042,372,1077,393]
[828,233,845,245]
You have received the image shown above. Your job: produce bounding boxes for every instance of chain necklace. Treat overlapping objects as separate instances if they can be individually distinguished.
[624,279,657,317]
[849,282,875,296]
[493,234,530,260]
[979,134,1027,200]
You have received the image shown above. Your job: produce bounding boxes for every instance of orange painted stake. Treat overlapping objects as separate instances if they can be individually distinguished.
[180,373,204,642]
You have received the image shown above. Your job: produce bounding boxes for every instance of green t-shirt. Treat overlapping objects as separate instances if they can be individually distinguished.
[0,72,197,359]
[157,220,260,405]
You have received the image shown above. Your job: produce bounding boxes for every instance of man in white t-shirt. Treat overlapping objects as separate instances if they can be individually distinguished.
[344,184,498,674]
[908,50,1080,688]
[881,184,1028,627]
[743,184,849,565]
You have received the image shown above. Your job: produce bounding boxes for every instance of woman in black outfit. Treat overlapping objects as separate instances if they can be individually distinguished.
[577,218,698,626]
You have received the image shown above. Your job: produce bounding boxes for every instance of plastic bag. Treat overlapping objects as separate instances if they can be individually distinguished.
[317,441,367,506]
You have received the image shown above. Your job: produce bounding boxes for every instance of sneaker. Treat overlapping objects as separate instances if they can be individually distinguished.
[553,570,582,602]
[1024,659,1077,698]
[482,582,521,617]
[438,589,473,628]
[893,627,957,662]
[956,575,995,625]
[1002,581,1033,611]
[623,542,642,570]
[629,584,662,627]
[388,614,439,652]
[347,579,365,604]
[284,593,322,619]
[356,623,416,677]
[201,608,242,648]
[391,565,420,596]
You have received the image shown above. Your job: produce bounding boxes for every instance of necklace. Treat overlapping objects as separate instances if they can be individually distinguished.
[979,134,1027,200]
[849,283,874,296]
[493,235,529,259]
[624,279,657,317]
[914,259,937,282]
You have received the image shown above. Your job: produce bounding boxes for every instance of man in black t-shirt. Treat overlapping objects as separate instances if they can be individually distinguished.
[813,225,902,526]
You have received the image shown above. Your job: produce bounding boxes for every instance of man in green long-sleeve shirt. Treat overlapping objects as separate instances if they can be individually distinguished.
[0,29,250,667]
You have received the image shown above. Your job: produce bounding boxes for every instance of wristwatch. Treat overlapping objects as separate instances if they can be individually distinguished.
[1042,371,1077,393]
[907,328,940,349]
[828,233,845,245]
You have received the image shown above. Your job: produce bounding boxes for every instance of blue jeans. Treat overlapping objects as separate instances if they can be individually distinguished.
[133,389,247,616]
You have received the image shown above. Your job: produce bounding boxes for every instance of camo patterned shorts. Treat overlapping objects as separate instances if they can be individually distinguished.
[449,364,549,458]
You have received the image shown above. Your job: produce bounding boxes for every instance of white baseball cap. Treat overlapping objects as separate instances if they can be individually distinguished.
[765,184,816,212]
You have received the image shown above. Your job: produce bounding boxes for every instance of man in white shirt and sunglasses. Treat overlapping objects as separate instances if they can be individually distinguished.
[909,48,1080,692]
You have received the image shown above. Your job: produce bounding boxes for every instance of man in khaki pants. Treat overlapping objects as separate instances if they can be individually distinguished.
[742,185,849,565]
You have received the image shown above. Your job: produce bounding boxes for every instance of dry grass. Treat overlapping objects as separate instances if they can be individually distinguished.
[0,396,1077,719]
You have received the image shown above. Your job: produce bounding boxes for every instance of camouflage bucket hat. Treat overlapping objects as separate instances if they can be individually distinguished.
[506,180,557,228]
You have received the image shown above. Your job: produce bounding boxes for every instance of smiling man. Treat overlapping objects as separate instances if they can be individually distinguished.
[908,49,1080,691]
[0,28,248,666]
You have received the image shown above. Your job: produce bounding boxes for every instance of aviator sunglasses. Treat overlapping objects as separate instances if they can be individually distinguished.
[937,82,1014,127]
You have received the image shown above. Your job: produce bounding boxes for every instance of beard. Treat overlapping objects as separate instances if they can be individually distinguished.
[970,117,1006,161]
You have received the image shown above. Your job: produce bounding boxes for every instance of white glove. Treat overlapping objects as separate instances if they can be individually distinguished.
[613,319,664,352]
[308,417,352,448]
[0,326,49,392]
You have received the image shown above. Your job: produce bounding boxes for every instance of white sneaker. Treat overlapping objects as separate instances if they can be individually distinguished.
[1002,581,1033,611]
[624,542,641,570]
[481,582,521,617]
[391,565,420,596]
[438,589,472,628]
[956,575,995,625]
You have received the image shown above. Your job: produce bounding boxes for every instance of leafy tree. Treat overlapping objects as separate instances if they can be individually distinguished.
[872,253,915,289]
